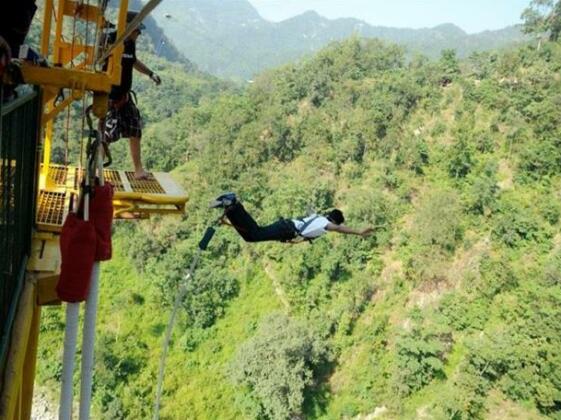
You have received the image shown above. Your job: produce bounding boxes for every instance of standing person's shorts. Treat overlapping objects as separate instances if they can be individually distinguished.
[104,93,143,143]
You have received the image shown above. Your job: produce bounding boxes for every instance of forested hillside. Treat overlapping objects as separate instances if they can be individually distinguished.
[35,15,561,420]
[152,0,526,80]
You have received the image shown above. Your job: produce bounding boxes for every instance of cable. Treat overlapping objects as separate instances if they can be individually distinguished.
[152,222,219,420]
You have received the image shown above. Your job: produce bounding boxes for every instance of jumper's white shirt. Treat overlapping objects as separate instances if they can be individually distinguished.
[292,214,330,239]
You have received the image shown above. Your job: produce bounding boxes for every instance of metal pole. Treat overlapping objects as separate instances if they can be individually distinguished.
[79,131,106,420]
[78,263,100,420]
[59,303,80,420]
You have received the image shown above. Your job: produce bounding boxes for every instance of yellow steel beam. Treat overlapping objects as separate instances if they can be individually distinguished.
[20,64,112,93]
[62,0,101,22]
[0,278,36,420]
[40,121,54,191]
[36,274,61,306]
[113,192,188,203]
[21,304,40,420]
[53,0,66,66]
[41,0,54,56]
[28,235,61,274]
[42,92,85,125]
[55,42,95,67]
[42,87,58,105]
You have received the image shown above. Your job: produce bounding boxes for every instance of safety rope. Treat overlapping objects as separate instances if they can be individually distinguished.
[152,222,219,420]
[63,100,71,166]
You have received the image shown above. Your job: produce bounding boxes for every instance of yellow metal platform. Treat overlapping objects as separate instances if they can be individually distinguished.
[36,190,69,232]
[37,164,188,230]
[27,164,188,307]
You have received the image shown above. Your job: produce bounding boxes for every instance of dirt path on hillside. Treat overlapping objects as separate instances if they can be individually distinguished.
[263,264,290,312]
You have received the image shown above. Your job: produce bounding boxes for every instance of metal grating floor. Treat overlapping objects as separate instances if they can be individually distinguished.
[72,168,126,192]
[103,170,125,192]
[48,165,68,186]
[126,172,165,194]
[36,191,66,227]
[36,165,186,223]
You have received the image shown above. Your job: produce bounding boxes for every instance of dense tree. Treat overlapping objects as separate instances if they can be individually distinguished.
[230,314,329,419]
[522,0,561,42]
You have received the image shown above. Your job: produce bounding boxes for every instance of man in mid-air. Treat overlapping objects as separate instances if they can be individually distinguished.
[210,193,374,243]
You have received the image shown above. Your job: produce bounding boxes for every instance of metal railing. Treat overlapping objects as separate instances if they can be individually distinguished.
[0,86,41,371]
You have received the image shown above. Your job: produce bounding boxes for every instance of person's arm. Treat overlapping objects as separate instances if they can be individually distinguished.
[326,223,374,238]
[134,60,161,84]
[218,215,233,227]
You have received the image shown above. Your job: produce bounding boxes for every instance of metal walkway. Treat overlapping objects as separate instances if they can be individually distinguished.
[36,164,188,231]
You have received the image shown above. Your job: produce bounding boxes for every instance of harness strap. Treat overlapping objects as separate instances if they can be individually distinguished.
[296,215,319,241]
[129,90,138,105]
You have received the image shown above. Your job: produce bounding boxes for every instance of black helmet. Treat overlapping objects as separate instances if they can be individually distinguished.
[127,11,146,30]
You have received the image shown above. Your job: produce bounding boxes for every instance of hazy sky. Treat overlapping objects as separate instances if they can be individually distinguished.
[247,0,530,34]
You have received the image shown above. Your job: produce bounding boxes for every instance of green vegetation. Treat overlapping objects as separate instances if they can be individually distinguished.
[523,0,561,42]
[230,313,329,419]
[35,5,561,418]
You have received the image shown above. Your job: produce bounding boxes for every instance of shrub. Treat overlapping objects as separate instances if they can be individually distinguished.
[413,189,463,252]
[439,293,489,331]
[394,326,452,396]
[492,197,543,247]
[230,313,329,419]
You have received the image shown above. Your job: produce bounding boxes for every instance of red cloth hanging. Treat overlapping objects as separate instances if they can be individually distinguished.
[56,213,97,303]
[90,183,114,261]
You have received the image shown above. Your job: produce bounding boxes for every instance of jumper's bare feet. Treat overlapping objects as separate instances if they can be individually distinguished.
[134,169,150,180]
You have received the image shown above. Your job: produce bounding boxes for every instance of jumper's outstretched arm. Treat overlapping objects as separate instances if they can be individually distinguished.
[326,223,374,238]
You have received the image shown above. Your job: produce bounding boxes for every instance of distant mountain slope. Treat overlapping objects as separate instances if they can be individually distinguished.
[151,0,527,80]
[108,0,189,65]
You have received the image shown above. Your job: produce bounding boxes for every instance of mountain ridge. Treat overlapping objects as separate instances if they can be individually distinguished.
[151,0,527,80]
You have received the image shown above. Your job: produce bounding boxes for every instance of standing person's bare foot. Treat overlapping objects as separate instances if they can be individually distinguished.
[134,169,150,180]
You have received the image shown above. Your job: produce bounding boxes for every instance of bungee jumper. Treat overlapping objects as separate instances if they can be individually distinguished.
[210,193,375,243]
[103,11,162,179]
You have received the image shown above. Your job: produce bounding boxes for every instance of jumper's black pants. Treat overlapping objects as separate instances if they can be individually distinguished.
[225,202,297,243]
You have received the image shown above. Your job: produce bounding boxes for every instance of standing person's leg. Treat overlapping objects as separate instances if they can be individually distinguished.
[128,136,148,179]
[225,202,296,242]
[123,98,148,179]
